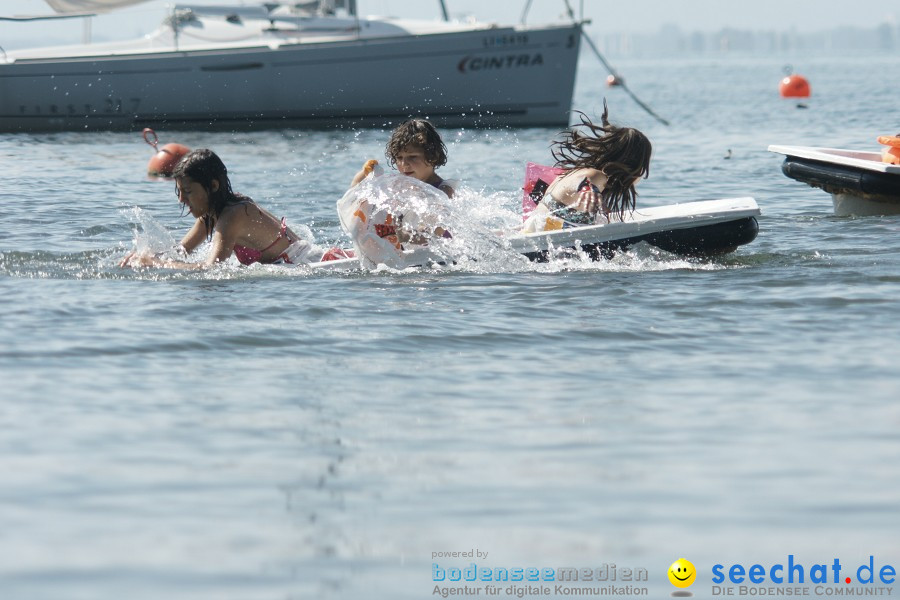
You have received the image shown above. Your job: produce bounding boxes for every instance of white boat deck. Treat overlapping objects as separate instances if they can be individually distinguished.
[768,144,900,175]
[769,144,900,215]
[4,13,497,62]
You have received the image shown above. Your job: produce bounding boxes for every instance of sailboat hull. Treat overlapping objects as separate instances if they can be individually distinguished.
[0,23,581,131]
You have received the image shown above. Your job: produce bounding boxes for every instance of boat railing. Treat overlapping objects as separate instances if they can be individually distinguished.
[166,4,367,48]
[0,9,99,52]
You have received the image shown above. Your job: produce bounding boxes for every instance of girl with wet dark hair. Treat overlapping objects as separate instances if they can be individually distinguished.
[524,100,652,232]
[120,148,332,268]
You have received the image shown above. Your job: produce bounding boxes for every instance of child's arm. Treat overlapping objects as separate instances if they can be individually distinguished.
[119,217,200,268]
[561,169,606,215]
[574,177,604,215]
[119,252,205,269]
[202,214,243,265]
[349,159,380,188]
[179,217,208,254]
[120,216,234,269]
[434,181,455,237]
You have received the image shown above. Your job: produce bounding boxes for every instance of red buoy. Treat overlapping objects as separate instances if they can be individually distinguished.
[143,128,190,177]
[780,74,810,98]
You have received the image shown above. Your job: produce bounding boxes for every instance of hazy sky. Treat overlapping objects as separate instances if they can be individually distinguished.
[1,0,897,46]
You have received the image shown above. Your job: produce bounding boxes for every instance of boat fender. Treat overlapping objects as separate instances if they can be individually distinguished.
[143,128,190,177]
[779,74,810,98]
[877,135,900,165]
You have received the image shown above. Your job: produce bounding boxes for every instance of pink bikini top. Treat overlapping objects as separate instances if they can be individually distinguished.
[233,217,291,265]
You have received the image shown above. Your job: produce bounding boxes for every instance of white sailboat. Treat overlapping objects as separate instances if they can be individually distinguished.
[0,0,582,131]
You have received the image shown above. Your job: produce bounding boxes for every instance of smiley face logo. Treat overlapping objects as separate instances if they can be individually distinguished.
[668,558,696,588]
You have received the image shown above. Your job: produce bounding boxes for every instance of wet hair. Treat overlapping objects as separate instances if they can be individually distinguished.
[551,100,652,218]
[173,148,248,238]
[385,119,448,169]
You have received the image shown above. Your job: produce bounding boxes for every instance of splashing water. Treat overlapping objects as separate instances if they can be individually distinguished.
[334,172,722,275]
[0,178,733,281]
[123,206,180,257]
[337,172,537,270]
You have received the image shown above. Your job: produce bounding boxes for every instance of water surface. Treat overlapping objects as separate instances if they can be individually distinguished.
[1,53,899,599]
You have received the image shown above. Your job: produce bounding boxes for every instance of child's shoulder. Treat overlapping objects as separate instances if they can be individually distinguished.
[438,178,460,197]
[563,168,606,185]
[218,195,256,219]
[567,167,602,178]
[439,177,460,190]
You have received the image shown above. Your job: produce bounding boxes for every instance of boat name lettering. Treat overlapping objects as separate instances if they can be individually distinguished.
[18,97,141,116]
[457,53,544,73]
[482,34,529,48]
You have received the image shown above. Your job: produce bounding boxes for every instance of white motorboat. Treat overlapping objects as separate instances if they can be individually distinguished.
[0,0,582,132]
[769,144,900,216]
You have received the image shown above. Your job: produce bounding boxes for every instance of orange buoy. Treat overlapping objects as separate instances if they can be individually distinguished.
[877,135,900,164]
[143,128,190,177]
[606,74,623,87]
[780,74,810,98]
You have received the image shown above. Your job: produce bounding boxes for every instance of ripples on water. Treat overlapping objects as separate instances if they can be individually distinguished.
[1,55,900,599]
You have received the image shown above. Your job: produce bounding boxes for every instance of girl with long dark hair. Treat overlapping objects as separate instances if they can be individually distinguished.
[524,101,652,232]
[121,149,332,268]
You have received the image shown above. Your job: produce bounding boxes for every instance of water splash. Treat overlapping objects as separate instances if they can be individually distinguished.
[334,172,729,275]
[0,188,743,281]
[122,207,179,256]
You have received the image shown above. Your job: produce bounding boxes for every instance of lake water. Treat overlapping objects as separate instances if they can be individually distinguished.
[1,50,899,600]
